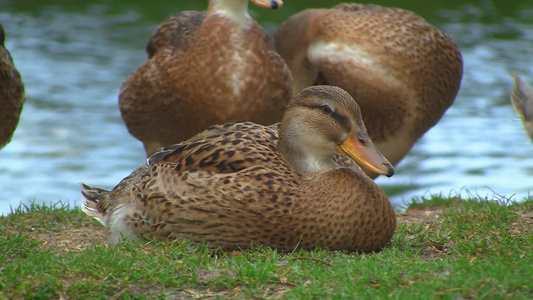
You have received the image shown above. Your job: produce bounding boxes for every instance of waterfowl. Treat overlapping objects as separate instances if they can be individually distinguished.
[0,23,25,149]
[510,73,533,141]
[274,3,463,176]
[119,0,293,157]
[82,86,396,252]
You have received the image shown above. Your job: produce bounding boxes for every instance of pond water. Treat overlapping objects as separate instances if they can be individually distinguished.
[0,0,532,215]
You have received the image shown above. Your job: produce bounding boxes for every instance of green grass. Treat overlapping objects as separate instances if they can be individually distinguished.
[1,197,532,299]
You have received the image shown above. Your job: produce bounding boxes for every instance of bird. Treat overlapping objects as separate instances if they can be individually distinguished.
[82,85,396,253]
[119,0,293,157]
[0,23,25,149]
[273,3,463,177]
[510,73,533,141]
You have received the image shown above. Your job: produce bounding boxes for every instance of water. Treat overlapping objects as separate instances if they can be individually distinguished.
[0,0,532,215]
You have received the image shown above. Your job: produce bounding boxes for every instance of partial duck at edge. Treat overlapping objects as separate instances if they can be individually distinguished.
[0,23,25,149]
[511,73,533,141]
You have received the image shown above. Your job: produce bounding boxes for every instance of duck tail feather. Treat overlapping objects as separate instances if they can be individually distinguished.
[80,182,109,226]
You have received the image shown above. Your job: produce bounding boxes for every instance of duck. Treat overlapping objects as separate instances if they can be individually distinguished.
[273,3,463,177]
[119,0,293,157]
[510,73,533,141]
[0,23,25,149]
[82,85,396,253]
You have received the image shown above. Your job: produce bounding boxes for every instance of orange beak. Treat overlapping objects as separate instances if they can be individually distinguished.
[251,0,283,9]
[337,129,394,177]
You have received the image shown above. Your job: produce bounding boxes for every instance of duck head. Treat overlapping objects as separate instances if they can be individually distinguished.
[278,85,394,177]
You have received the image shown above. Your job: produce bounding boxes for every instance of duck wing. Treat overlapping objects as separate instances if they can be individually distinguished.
[148,122,283,173]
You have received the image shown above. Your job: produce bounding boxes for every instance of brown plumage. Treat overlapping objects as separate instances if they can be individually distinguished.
[274,3,463,176]
[82,86,396,253]
[0,23,25,149]
[510,73,533,141]
[119,0,293,156]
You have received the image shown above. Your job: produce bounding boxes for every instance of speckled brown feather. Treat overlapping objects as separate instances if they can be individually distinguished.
[274,3,463,172]
[83,86,395,252]
[0,24,25,149]
[119,2,293,156]
[148,122,284,174]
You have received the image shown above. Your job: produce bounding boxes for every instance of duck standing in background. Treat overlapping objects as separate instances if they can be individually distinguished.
[274,3,463,177]
[82,86,396,253]
[0,23,25,149]
[119,0,293,156]
[510,73,533,141]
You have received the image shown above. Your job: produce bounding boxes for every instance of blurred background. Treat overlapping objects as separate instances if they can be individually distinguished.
[0,0,532,214]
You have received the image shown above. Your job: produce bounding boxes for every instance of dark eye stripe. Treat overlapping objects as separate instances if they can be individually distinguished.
[301,103,352,132]
[331,111,352,132]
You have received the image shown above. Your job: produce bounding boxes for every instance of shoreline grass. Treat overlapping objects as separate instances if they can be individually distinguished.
[1,197,532,299]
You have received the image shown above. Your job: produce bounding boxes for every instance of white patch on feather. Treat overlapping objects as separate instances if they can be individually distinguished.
[307,40,401,86]
[106,204,139,246]
[230,52,246,96]
[81,202,105,226]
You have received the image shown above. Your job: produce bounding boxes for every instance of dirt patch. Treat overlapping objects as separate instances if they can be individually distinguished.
[395,207,445,226]
[194,269,237,285]
[34,223,106,252]
[510,209,533,238]
[0,212,107,252]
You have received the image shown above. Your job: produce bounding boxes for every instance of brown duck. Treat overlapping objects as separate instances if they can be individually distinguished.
[0,23,25,149]
[82,86,396,252]
[119,0,293,156]
[274,3,463,176]
[510,73,533,141]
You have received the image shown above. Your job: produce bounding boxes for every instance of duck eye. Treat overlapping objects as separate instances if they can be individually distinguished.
[320,105,332,113]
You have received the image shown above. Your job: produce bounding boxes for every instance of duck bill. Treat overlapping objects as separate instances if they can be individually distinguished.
[251,0,283,9]
[337,130,395,177]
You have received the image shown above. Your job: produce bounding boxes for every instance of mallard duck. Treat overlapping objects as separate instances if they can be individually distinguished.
[274,3,463,176]
[82,86,396,252]
[119,0,293,157]
[0,23,25,149]
[510,73,533,141]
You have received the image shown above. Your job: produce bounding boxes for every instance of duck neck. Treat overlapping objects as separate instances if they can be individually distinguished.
[277,128,338,175]
[207,0,250,23]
